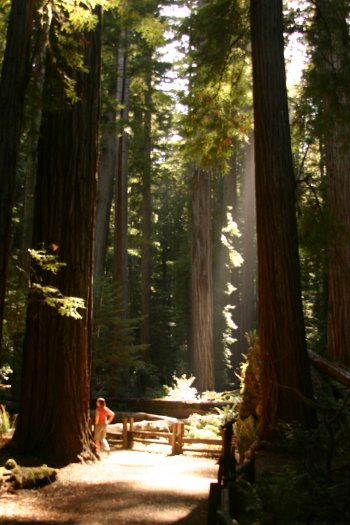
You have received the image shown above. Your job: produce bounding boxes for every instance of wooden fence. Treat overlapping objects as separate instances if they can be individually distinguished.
[107,414,223,456]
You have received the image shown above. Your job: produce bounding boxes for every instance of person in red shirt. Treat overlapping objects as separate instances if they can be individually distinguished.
[94,397,115,456]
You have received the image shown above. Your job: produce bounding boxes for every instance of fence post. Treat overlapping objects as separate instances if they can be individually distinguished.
[122,416,128,449]
[127,416,134,449]
[174,421,184,455]
[170,422,177,455]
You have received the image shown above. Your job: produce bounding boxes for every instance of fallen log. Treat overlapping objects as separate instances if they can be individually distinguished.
[109,398,237,419]
[116,411,178,423]
[308,350,350,387]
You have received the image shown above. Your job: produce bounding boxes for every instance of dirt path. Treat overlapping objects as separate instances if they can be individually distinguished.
[0,449,218,524]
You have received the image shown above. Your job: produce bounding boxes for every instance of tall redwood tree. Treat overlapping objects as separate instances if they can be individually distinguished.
[250,0,316,432]
[191,168,215,391]
[13,10,102,466]
[311,0,350,365]
[0,0,35,352]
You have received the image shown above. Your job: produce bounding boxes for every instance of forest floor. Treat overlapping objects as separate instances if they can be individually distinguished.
[0,445,218,524]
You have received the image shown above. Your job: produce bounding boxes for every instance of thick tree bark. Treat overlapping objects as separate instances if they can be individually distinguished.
[251,0,316,431]
[326,131,350,365]
[191,168,215,391]
[313,1,350,365]
[13,14,101,467]
[0,0,35,352]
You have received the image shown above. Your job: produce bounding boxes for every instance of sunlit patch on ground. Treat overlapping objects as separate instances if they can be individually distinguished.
[0,449,217,524]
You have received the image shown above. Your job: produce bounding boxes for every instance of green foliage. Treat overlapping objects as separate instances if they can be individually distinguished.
[220,207,244,369]
[184,398,239,440]
[28,248,66,274]
[185,412,221,439]
[164,373,198,401]
[237,331,261,419]
[184,0,249,82]
[221,207,244,269]
[0,404,10,434]
[3,459,58,489]
[234,378,350,524]
[0,0,10,66]
[31,284,85,319]
[130,363,164,398]
[53,1,101,34]
[91,278,145,398]
[28,248,86,319]
[180,0,252,170]
[234,414,257,457]
[41,0,115,106]
[0,365,12,384]
[231,332,261,457]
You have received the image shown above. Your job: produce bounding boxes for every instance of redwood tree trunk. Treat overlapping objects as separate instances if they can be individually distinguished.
[114,38,130,313]
[95,103,117,283]
[140,65,152,355]
[191,168,215,391]
[0,0,35,352]
[13,14,101,467]
[312,1,350,365]
[250,0,316,431]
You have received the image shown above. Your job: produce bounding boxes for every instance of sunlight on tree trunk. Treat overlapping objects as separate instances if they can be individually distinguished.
[191,168,214,392]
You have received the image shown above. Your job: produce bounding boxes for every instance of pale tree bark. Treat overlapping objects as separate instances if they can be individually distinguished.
[0,0,35,352]
[191,168,215,391]
[13,13,101,467]
[95,102,117,282]
[213,154,238,387]
[233,139,257,371]
[251,0,316,431]
[140,65,152,355]
[114,35,130,313]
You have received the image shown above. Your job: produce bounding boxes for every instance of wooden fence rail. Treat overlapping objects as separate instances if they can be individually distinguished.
[107,415,223,456]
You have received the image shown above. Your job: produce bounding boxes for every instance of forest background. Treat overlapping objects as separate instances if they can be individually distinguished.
[0,0,350,470]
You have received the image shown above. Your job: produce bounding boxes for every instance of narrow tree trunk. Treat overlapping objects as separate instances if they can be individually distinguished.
[213,153,239,388]
[191,168,215,391]
[21,6,52,281]
[114,38,130,313]
[235,138,257,369]
[140,66,152,355]
[94,103,117,282]
[251,0,316,431]
[13,14,101,467]
[0,0,35,352]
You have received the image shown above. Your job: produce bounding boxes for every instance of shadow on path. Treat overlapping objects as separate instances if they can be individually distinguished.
[0,449,217,524]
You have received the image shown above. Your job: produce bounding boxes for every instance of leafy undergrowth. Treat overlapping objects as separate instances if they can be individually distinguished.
[232,386,350,524]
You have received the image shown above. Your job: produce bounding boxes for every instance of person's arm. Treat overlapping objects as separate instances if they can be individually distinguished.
[95,409,100,425]
[106,408,115,424]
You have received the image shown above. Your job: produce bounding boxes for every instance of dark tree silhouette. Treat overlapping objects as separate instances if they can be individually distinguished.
[0,0,35,352]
